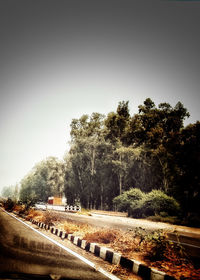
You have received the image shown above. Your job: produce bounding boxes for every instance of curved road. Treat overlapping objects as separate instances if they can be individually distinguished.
[0,209,117,280]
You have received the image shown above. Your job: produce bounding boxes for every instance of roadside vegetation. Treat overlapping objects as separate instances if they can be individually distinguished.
[1,98,200,228]
[5,205,200,280]
[113,188,181,224]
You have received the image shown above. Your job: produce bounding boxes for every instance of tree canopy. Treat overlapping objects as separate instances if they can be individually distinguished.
[19,157,65,204]
[12,98,200,226]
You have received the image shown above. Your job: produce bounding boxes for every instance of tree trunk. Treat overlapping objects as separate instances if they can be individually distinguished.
[157,155,168,193]
[91,148,95,176]
[100,184,103,210]
[119,153,122,195]
[119,173,122,195]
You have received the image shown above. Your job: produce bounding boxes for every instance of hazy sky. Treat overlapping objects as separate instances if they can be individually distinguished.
[0,0,200,191]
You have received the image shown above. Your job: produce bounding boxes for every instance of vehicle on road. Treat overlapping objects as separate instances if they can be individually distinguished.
[34,202,47,211]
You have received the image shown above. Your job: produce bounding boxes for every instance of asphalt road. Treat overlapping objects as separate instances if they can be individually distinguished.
[0,209,116,280]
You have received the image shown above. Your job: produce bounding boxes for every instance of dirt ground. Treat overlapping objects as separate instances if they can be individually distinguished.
[25,208,200,280]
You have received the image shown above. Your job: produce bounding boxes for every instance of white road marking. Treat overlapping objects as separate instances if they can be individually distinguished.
[3,209,121,280]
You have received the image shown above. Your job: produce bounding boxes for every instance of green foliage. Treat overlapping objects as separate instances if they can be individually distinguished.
[113,188,144,213]
[135,227,166,258]
[104,101,130,145]
[132,227,186,262]
[1,184,19,201]
[135,227,171,261]
[140,190,181,217]
[19,157,65,204]
[16,98,200,226]
[1,186,14,198]
[114,188,180,219]
[66,99,199,225]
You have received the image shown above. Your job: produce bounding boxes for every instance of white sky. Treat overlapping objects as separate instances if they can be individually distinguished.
[0,0,200,191]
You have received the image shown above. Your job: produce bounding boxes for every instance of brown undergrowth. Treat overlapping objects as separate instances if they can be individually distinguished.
[26,209,44,222]
[24,209,200,280]
[13,204,25,213]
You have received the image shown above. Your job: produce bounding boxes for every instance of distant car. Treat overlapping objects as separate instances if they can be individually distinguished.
[34,202,47,211]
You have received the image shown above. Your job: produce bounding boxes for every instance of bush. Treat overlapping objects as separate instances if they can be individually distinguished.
[114,188,180,220]
[113,188,144,213]
[26,209,43,219]
[129,199,144,218]
[83,229,119,244]
[4,198,15,212]
[141,190,180,217]
[42,211,63,225]
[129,190,180,218]
[133,227,169,260]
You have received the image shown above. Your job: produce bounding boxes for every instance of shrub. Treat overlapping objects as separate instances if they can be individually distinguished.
[143,229,171,261]
[141,190,180,217]
[13,204,28,216]
[127,190,180,219]
[4,198,15,212]
[83,229,119,244]
[128,199,144,218]
[26,209,43,219]
[113,188,144,213]
[42,211,63,225]
[114,188,180,220]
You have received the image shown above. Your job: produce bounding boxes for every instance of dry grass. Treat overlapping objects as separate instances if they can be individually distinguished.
[26,209,65,225]
[84,229,120,244]
[13,204,25,213]
[57,220,96,236]
[26,209,44,222]
[83,228,142,257]
[110,265,142,280]
[77,208,92,216]
[63,222,79,233]
[22,209,200,280]
[42,211,63,225]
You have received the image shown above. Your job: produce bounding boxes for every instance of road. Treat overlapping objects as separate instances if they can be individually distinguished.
[57,211,200,260]
[0,209,118,280]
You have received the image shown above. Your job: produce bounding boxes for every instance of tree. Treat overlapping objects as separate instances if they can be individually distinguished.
[172,122,200,221]
[126,98,190,192]
[45,157,65,197]
[112,143,143,195]
[1,184,19,201]
[65,112,120,209]
[104,101,130,145]
[1,185,14,198]
[20,172,37,204]
[19,157,65,203]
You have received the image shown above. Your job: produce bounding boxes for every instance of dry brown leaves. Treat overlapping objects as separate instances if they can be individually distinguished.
[26,209,44,220]
[13,204,25,212]
[25,209,200,280]
[151,261,200,280]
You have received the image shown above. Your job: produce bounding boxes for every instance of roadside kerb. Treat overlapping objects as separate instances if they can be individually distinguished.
[29,218,176,280]
[3,209,120,280]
